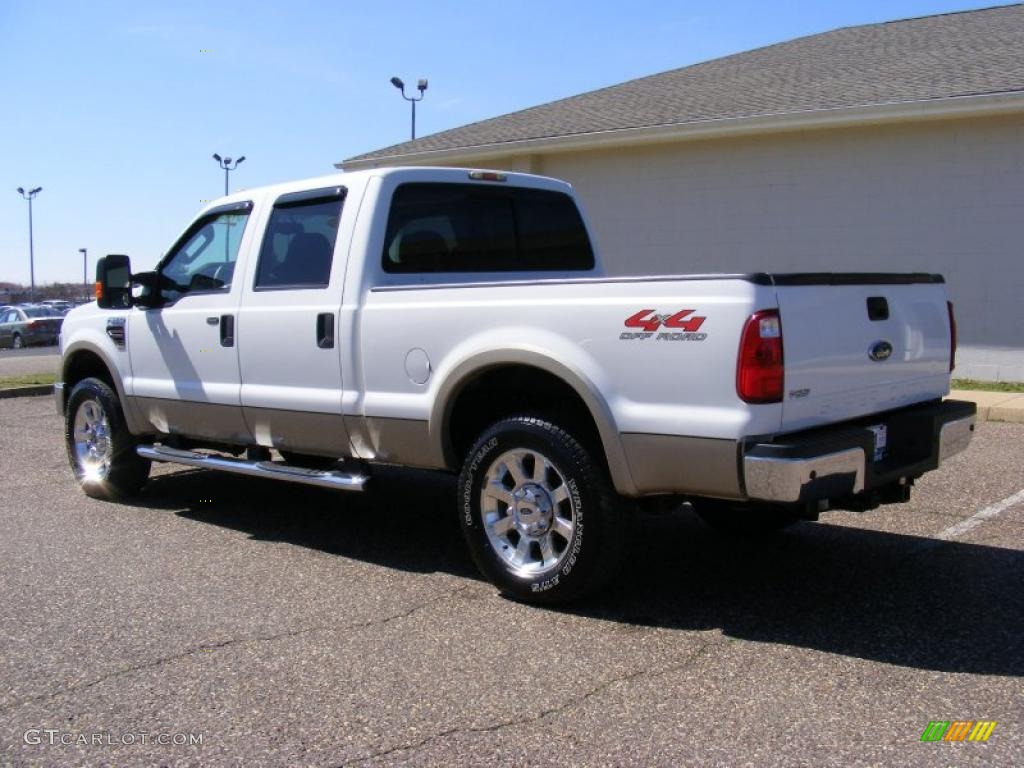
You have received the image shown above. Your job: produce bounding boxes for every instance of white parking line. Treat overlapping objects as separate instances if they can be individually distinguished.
[934,487,1024,541]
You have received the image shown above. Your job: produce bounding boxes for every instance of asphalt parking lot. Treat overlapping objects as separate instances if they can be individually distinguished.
[1,395,1021,767]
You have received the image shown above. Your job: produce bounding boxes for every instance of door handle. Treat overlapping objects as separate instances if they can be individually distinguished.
[316,313,335,349]
[220,314,234,347]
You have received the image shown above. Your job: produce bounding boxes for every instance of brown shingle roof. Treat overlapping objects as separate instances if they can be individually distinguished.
[344,4,1024,165]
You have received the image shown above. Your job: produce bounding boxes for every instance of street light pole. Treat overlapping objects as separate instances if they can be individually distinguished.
[390,77,428,140]
[79,248,88,300]
[16,186,42,302]
[212,153,246,196]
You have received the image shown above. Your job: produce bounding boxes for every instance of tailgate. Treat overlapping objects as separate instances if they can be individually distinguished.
[774,275,951,432]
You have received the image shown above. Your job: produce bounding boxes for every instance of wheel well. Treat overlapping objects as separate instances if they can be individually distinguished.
[445,365,605,467]
[63,350,116,405]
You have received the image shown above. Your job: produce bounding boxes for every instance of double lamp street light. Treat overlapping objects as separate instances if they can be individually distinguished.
[390,76,428,140]
[16,186,42,302]
[14,187,88,302]
[212,153,245,196]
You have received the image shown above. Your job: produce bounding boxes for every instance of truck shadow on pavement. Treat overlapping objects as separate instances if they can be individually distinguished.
[140,465,1023,678]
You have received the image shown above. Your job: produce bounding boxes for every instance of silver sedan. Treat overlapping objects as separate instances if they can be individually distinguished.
[0,305,64,348]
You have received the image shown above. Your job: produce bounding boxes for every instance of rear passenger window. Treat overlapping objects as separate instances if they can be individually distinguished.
[255,187,346,290]
[383,183,594,273]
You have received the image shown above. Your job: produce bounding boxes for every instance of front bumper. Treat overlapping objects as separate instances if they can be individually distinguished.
[743,399,977,505]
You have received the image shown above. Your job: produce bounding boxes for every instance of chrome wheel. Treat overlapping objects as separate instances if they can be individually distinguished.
[73,397,112,480]
[481,448,577,577]
[65,377,150,500]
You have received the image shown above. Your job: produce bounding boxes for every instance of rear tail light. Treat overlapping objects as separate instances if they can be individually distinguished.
[27,321,40,329]
[947,300,957,373]
[737,309,784,403]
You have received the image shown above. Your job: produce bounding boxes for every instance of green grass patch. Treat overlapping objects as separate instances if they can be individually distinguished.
[952,378,1024,393]
[0,372,56,389]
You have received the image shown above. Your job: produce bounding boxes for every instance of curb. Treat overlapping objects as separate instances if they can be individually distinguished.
[0,385,53,400]
[949,390,1024,424]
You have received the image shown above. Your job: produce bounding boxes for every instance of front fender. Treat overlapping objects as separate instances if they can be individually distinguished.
[60,331,145,435]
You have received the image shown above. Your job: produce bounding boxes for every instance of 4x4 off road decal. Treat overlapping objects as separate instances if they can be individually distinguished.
[621,309,708,341]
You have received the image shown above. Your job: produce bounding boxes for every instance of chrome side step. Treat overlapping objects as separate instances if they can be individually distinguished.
[137,445,367,492]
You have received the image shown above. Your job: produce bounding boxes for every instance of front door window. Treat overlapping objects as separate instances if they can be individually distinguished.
[160,211,250,303]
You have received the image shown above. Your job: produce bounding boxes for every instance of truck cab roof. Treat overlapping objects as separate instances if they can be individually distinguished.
[207,166,576,215]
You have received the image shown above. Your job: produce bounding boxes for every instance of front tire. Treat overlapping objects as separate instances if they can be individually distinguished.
[65,377,150,500]
[458,416,625,604]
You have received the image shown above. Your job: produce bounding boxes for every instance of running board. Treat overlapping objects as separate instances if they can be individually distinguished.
[137,445,367,492]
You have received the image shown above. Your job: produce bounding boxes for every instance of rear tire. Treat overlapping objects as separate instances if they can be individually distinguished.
[12,333,23,349]
[65,377,150,500]
[458,416,626,604]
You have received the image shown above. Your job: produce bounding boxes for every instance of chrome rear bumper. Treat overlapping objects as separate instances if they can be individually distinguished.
[938,413,975,464]
[744,447,865,504]
[742,400,977,505]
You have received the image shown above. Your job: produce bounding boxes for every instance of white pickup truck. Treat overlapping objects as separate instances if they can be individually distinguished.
[56,167,975,602]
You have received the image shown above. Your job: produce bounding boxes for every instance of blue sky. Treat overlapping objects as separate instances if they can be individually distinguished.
[0,0,1008,283]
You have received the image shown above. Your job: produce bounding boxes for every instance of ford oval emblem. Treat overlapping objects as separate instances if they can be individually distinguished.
[869,341,893,362]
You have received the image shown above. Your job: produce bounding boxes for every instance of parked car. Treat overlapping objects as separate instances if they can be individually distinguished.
[0,305,64,348]
[40,300,73,315]
[56,167,975,603]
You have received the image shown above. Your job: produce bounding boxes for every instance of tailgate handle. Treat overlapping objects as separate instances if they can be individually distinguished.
[316,312,335,349]
[866,297,889,321]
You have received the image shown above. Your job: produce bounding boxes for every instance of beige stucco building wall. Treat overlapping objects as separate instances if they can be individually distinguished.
[443,113,1024,381]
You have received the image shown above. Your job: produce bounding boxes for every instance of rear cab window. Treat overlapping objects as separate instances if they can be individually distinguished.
[382,183,594,274]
